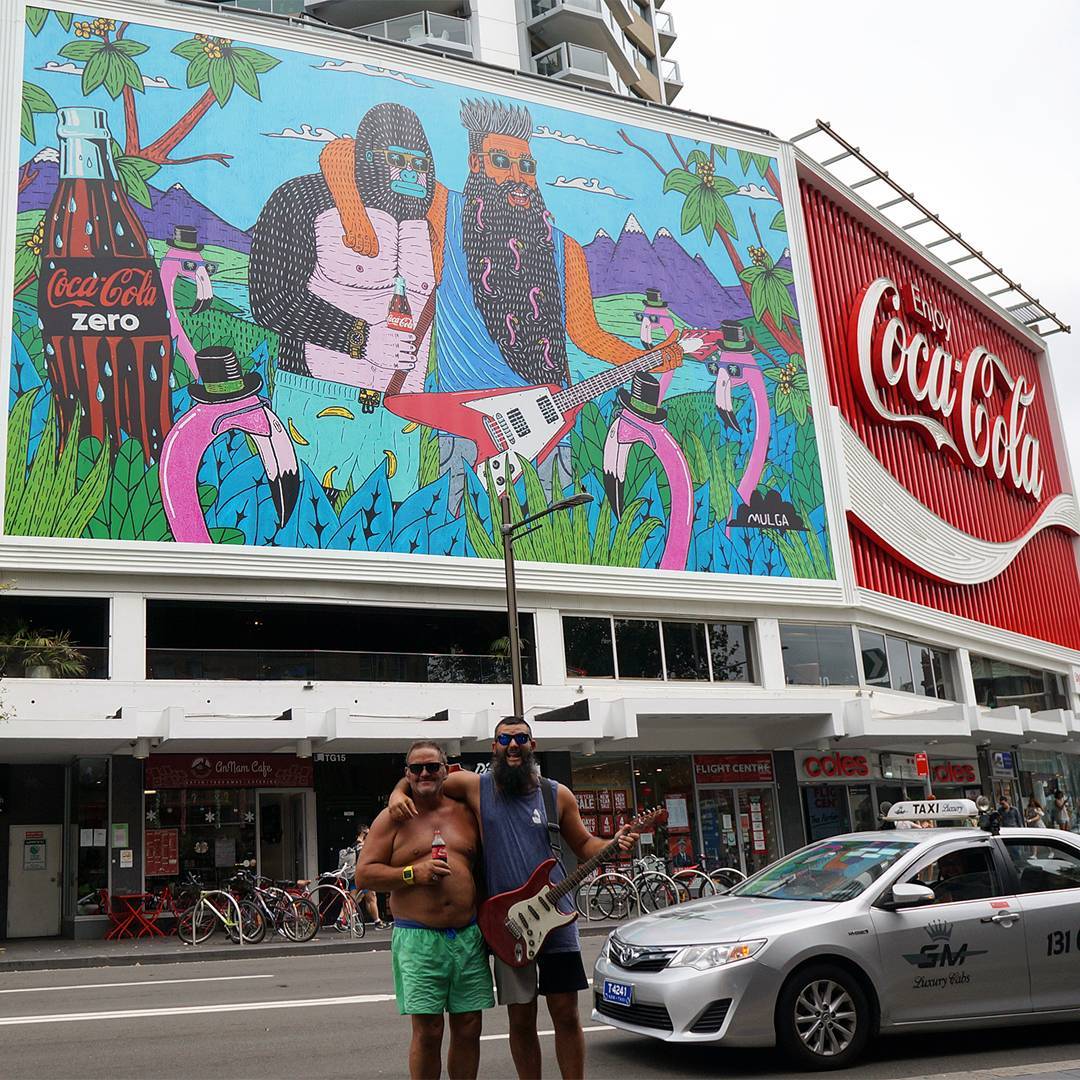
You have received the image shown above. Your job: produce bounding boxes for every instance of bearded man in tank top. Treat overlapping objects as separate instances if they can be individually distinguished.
[390,717,637,1079]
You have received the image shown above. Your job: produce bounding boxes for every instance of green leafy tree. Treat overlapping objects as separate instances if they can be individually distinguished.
[739,246,797,329]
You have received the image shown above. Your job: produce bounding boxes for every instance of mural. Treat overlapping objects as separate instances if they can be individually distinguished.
[10,6,832,577]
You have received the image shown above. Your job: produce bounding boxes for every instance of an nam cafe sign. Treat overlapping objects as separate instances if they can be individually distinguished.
[850,276,1044,499]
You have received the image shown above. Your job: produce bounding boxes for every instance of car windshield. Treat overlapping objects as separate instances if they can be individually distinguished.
[732,837,917,902]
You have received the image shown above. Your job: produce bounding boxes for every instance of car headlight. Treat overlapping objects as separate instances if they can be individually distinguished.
[668,940,765,971]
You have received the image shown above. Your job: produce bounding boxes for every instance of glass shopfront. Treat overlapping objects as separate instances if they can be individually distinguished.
[795,750,927,841]
[143,754,314,891]
[1020,749,1080,831]
[569,751,783,877]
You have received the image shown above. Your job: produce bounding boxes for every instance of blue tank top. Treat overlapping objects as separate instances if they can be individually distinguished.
[479,771,579,954]
[431,190,567,394]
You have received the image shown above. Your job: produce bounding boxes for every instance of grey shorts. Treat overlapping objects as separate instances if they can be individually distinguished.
[493,949,589,1005]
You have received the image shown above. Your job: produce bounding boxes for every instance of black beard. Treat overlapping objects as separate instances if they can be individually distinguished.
[492,748,539,797]
[354,103,435,223]
[462,172,567,384]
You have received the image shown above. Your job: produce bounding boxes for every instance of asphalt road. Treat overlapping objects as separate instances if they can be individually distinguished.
[1,937,1079,1079]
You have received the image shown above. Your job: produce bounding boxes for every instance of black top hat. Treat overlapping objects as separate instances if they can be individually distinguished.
[719,319,753,352]
[643,287,669,309]
[170,225,203,251]
[616,373,667,422]
[189,346,262,403]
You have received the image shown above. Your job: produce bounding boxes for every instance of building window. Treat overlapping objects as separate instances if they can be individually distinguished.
[146,600,535,684]
[614,619,663,680]
[563,616,755,683]
[563,616,615,678]
[0,595,109,679]
[73,759,109,914]
[779,624,858,686]
[661,621,709,681]
[857,629,956,700]
[971,655,1068,712]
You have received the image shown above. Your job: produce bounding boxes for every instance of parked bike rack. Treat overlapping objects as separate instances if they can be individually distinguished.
[306,882,364,939]
[186,889,246,946]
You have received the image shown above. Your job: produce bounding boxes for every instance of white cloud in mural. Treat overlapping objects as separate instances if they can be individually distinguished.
[262,124,343,143]
[312,60,430,87]
[736,183,777,200]
[532,126,620,154]
[37,60,176,88]
[547,176,630,199]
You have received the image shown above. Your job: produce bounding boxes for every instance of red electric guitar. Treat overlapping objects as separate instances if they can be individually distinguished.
[384,331,713,493]
[479,806,665,967]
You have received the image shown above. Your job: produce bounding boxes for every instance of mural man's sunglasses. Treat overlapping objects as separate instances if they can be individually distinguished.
[374,148,431,173]
[406,762,444,775]
[496,732,531,747]
[481,150,537,176]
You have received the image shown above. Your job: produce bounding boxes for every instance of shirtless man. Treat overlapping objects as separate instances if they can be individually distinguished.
[390,718,637,1080]
[356,741,493,1079]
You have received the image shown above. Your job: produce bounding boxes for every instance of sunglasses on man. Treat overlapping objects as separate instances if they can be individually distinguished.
[406,762,445,775]
[496,732,531,747]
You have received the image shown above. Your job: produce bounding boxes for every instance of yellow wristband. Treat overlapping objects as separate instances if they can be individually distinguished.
[402,864,415,885]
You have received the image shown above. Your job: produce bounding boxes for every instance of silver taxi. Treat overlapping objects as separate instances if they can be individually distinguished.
[592,801,1080,1069]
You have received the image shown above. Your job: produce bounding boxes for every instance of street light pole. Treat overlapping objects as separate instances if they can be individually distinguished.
[498,476,592,722]
[501,491,525,719]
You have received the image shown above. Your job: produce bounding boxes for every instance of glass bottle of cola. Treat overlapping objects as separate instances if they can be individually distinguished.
[39,107,172,462]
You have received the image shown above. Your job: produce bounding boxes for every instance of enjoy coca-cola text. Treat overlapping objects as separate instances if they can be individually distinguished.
[850,276,1044,499]
[45,265,159,311]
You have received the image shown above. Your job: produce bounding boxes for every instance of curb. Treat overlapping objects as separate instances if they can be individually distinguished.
[0,924,611,973]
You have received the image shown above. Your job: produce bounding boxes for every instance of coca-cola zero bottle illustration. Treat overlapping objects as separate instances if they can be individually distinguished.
[39,107,172,462]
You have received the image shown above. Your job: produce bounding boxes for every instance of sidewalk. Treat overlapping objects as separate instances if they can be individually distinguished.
[0,923,611,973]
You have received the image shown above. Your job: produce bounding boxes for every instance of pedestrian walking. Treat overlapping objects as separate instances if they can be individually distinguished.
[998,795,1023,828]
[1053,790,1071,830]
[1024,796,1047,828]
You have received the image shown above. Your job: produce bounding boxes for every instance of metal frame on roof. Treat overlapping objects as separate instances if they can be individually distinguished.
[791,120,1070,338]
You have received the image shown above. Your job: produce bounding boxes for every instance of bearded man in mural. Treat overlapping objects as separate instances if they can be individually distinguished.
[249,102,446,499]
[429,98,686,510]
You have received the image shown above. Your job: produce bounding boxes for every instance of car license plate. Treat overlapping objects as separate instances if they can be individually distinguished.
[602,979,633,1007]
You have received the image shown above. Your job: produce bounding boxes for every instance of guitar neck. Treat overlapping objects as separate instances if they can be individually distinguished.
[547,835,626,904]
[552,344,669,413]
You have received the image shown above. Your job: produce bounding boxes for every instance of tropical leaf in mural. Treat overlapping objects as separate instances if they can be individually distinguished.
[171,37,280,107]
[26,7,73,35]
[328,462,393,551]
[13,212,45,298]
[769,505,832,580]
[430,516,467,558]
[198,434,280,545]
[108,141,161,210]
[58,31,149,100]
[274,465,338,549]
[763,352,812,426]
[770,209,786,232]
[20,81,56,144]
[665,153,739,245]
[686,482,713,573]
[739,255,797,327]
[5,391,110,538]
[737,149,773,179]
[790,421,825,519]
[417,425,441,489]
[570,401,607,487]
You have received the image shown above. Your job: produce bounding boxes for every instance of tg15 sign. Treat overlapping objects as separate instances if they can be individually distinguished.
[850,276,1044,499]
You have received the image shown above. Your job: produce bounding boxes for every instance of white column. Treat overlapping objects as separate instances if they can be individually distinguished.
[756,618,786,691]
[532,607,565,686]
[110,594,146,681]
[954,647,978,707]
[472,0,523,69]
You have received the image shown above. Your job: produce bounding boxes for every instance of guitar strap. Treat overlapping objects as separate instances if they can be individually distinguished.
[541,778,564,867]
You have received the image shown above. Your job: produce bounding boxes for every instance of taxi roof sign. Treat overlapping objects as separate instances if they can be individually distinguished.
[886,798,980,821]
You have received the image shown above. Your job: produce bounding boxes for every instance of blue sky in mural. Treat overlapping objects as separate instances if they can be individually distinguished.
[23,17,787,283]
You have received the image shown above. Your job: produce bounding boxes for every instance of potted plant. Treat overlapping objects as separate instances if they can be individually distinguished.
[0,625,87,678]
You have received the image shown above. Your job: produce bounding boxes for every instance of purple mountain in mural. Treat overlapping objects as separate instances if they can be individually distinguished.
[583,213,752,326]
[18,156,252,253]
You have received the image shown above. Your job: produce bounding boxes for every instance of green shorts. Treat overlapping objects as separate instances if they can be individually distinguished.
[391,921,495,1016]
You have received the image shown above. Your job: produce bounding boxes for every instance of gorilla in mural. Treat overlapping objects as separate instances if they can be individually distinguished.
[249,102,446,498]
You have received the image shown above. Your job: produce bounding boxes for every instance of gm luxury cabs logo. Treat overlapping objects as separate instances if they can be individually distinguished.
[903,920,988,969]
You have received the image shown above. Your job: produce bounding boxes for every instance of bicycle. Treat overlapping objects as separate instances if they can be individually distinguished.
[574,856,679,919]
[232,869,319,943]
[180,889,265,945]
[303,870,366,937]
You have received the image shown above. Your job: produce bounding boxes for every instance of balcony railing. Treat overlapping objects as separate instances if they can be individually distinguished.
[655,9,674,35]
[0,645,109,679]
[529,0,603,17]
[534,42,612,82]
[660,57,681,82]
[216,0,306,12]
[356,10,471,51]
[147,648,536,684]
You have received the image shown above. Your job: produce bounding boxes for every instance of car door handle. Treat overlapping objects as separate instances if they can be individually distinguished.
[981,911,1021,924]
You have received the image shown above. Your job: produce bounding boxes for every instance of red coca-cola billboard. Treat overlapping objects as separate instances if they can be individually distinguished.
[800,177,1080,648]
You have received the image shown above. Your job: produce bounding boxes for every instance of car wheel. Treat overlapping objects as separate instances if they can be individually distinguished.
[776,963,870,1070]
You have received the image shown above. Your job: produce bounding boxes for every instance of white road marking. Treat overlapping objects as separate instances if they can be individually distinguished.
[0,974,275,995]
[0,993,397,1026]
[899,1062,1080,1080]
[480,1026,610,1042]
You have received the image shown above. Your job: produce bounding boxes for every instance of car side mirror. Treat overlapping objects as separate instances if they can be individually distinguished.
[880,882,936,910]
